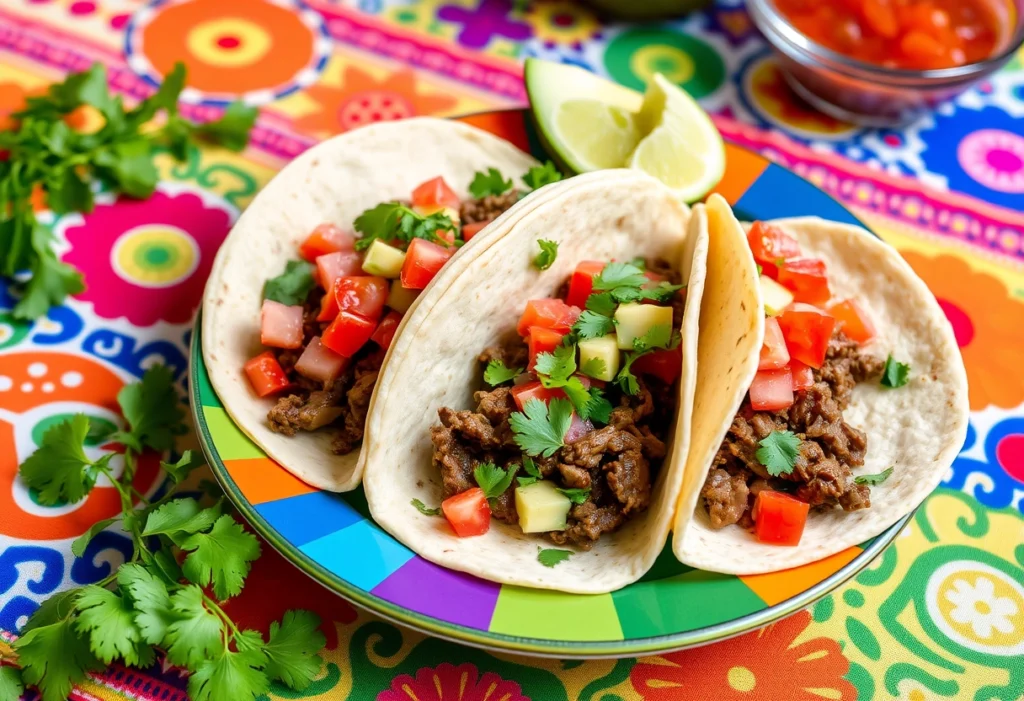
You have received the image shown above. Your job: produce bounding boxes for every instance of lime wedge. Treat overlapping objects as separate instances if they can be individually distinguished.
[628,74,725,202]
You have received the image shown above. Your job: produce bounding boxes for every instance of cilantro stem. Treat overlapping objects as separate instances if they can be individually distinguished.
[201,593,241,646]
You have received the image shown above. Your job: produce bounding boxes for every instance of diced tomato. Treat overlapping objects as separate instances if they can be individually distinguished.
[517,299,581,338]
[777,303,837,369]
[316,250,362,291]
[244,351,291,398]
[294,336,348,384]
[370,310,402,351]
[747,221,802,269]
[334,276,389,322]
[318,281,339,322]
[827,299,876,345]
[511,381,559,411]
[441,488,491,537]
[758,317,791,370]
[260,300,303,349]
[790,360,815,391]
[776,257,831,306]
[753,491,809,546]
[565,261,605,309]
[749,367,794,411]
[400,238,454,290]
[321,310,377,358]
[565,414,594,443]
[462,220,490,241]
[632,347,682,385]
[411,176,460,211]
[299,223,355,262]
[527,326,566,371]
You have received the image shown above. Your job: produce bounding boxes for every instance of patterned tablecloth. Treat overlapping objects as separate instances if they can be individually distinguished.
[1,0,1023,699]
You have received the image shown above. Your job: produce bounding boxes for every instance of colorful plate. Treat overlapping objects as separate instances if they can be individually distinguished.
[189,109,909,657]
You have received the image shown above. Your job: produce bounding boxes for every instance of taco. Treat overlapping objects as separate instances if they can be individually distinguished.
[201,118,555,492]
[363,170,708,594]
[672,194,969,574]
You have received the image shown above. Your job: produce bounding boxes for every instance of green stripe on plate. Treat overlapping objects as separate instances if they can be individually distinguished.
[490,587,623,641]
[612,570,766,639]
[195,353,222,408]
[204,407,265,460]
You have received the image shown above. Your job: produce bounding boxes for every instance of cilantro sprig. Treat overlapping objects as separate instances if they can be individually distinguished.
[756,430,801,477]
[509,398,573,457]
[474,462,517,499]
[263,260,316,306]
[483,359,522,387]
[521,161,563,191]
[469,167,513,198]
[591,262,683,305]
[411,498,441,516]
[516,457,542,487]
[615,325,679,396]
[533,239,558,271]
[353,202,457,252]
[0,62,257,319]
[572,310,615,340]
[880,355,910,389]
[8,367,325,701]
[537,547,573,568]
[855,467,894,486]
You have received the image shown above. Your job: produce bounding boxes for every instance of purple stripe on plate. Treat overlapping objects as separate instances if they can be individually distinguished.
[371,557,500,630]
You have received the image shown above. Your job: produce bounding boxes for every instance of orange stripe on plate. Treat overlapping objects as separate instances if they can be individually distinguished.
[223,458,316,505]
[712,143,770,206]
[455,112,532,153]
[740,546,862,606]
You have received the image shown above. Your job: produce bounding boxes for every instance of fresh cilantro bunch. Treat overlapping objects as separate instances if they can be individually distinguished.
[8,367,324,701]
[353,202,457,251]
[0,62,257,320]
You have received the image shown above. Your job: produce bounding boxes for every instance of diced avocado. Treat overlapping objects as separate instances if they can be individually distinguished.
[516,480,571,533]
[362,240,406,278]
[578,335,620,381]
[614,303,674,350]
[761,276,794,316]
[387,280,419,314]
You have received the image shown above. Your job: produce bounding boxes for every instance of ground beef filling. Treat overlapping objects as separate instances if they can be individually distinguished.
[459,190,519,225]
[430,343,675,549]
[701,331,885,529]
[266,286,383,455]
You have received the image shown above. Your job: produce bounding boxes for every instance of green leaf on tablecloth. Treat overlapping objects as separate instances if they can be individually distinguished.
[263,610,326,691]
[14,614,102,701]
[161,449,204,484]
[71,516,118,558]
[73,585,150,666]
[118,563,175,646]
[142,497,222,538]
[19,414,109,505]
[179,515,261,600]
[113,365,185,452]
[0,666,24,701]
[188,644,270,701]
[163,585,225,670]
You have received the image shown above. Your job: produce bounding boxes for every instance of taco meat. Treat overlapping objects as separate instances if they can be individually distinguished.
[460,190,520,225]
[702,330,884,529]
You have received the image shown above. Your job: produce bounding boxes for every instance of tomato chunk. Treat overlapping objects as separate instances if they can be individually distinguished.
[400,238,454,290]
[747,221,802,268]
[244,351,291,398]
[260,300,303,349]
[790,360,815,391]
[758,317,791,370]
[827,299,876,345]
[565,261,605,309]
[632,347,682,385]
[412,176,460,211]
[750,367,794,411]
[316,250,362,291]
[777,303,836,369]
[321,310,376,358]
[299,223,355,262]
[527,326,566,371]
[370,310,403,351]
[334,276,388,322]
[517,299,581,338]
[511,381,560,412]
[442,488,491,537]
[776,257,831,306]
[753,491,809,546]
[294,336,348,384]
[462,220,490,241]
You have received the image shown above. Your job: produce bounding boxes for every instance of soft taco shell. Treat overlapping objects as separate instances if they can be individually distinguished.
[674,204,969,574]
[362,170,708,593]
[202,118,540,492]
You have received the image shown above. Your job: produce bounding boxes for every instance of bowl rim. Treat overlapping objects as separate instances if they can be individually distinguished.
[747,0,1024,83]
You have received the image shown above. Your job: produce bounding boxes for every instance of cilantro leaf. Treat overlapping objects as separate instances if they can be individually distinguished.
[179,514,261,600]
[537,548,573,568]
[193,102,258,152]
[756,430,801,477]
[263,259,316,306]
[517,456,542,487]
[580,357,607,379]
[117,563,174,645]
[615,350,647,396]
[585,291,617,317]
[633,324,675,352]
[580,386,613,425]
[142,497,222,538]
[561,376,593,418]
[353,202,456,252]
[855,467,894,486]
[535,344,577,388]
[262,610,325,691]
[592,262,648,292]
[71,516,118,558]
[572,310,614,339]
[880,355,910,389]
[521,161,563,190]
[0,667,24,700]
[20,414,109,505]
[483,359,522,386]
[161,450,204,484]
[164,585,225,670]
[11,242,86,320]
[411,498,441,516]
[114,365,184,452]
[474,462,516,499]
[469,167,512,198]
[73,585,147,665]
[14,615,101,701]
[509,398,573,457]
[557,488,590,505]
[533,239,558,271]
[188,646,269,701]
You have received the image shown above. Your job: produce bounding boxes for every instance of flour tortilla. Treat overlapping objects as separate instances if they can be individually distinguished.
[673,202,969,574]
[363,170,707,593]
[202,118,541,492]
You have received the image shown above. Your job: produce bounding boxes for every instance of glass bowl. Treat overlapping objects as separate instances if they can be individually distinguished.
[746,0,1024,126]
